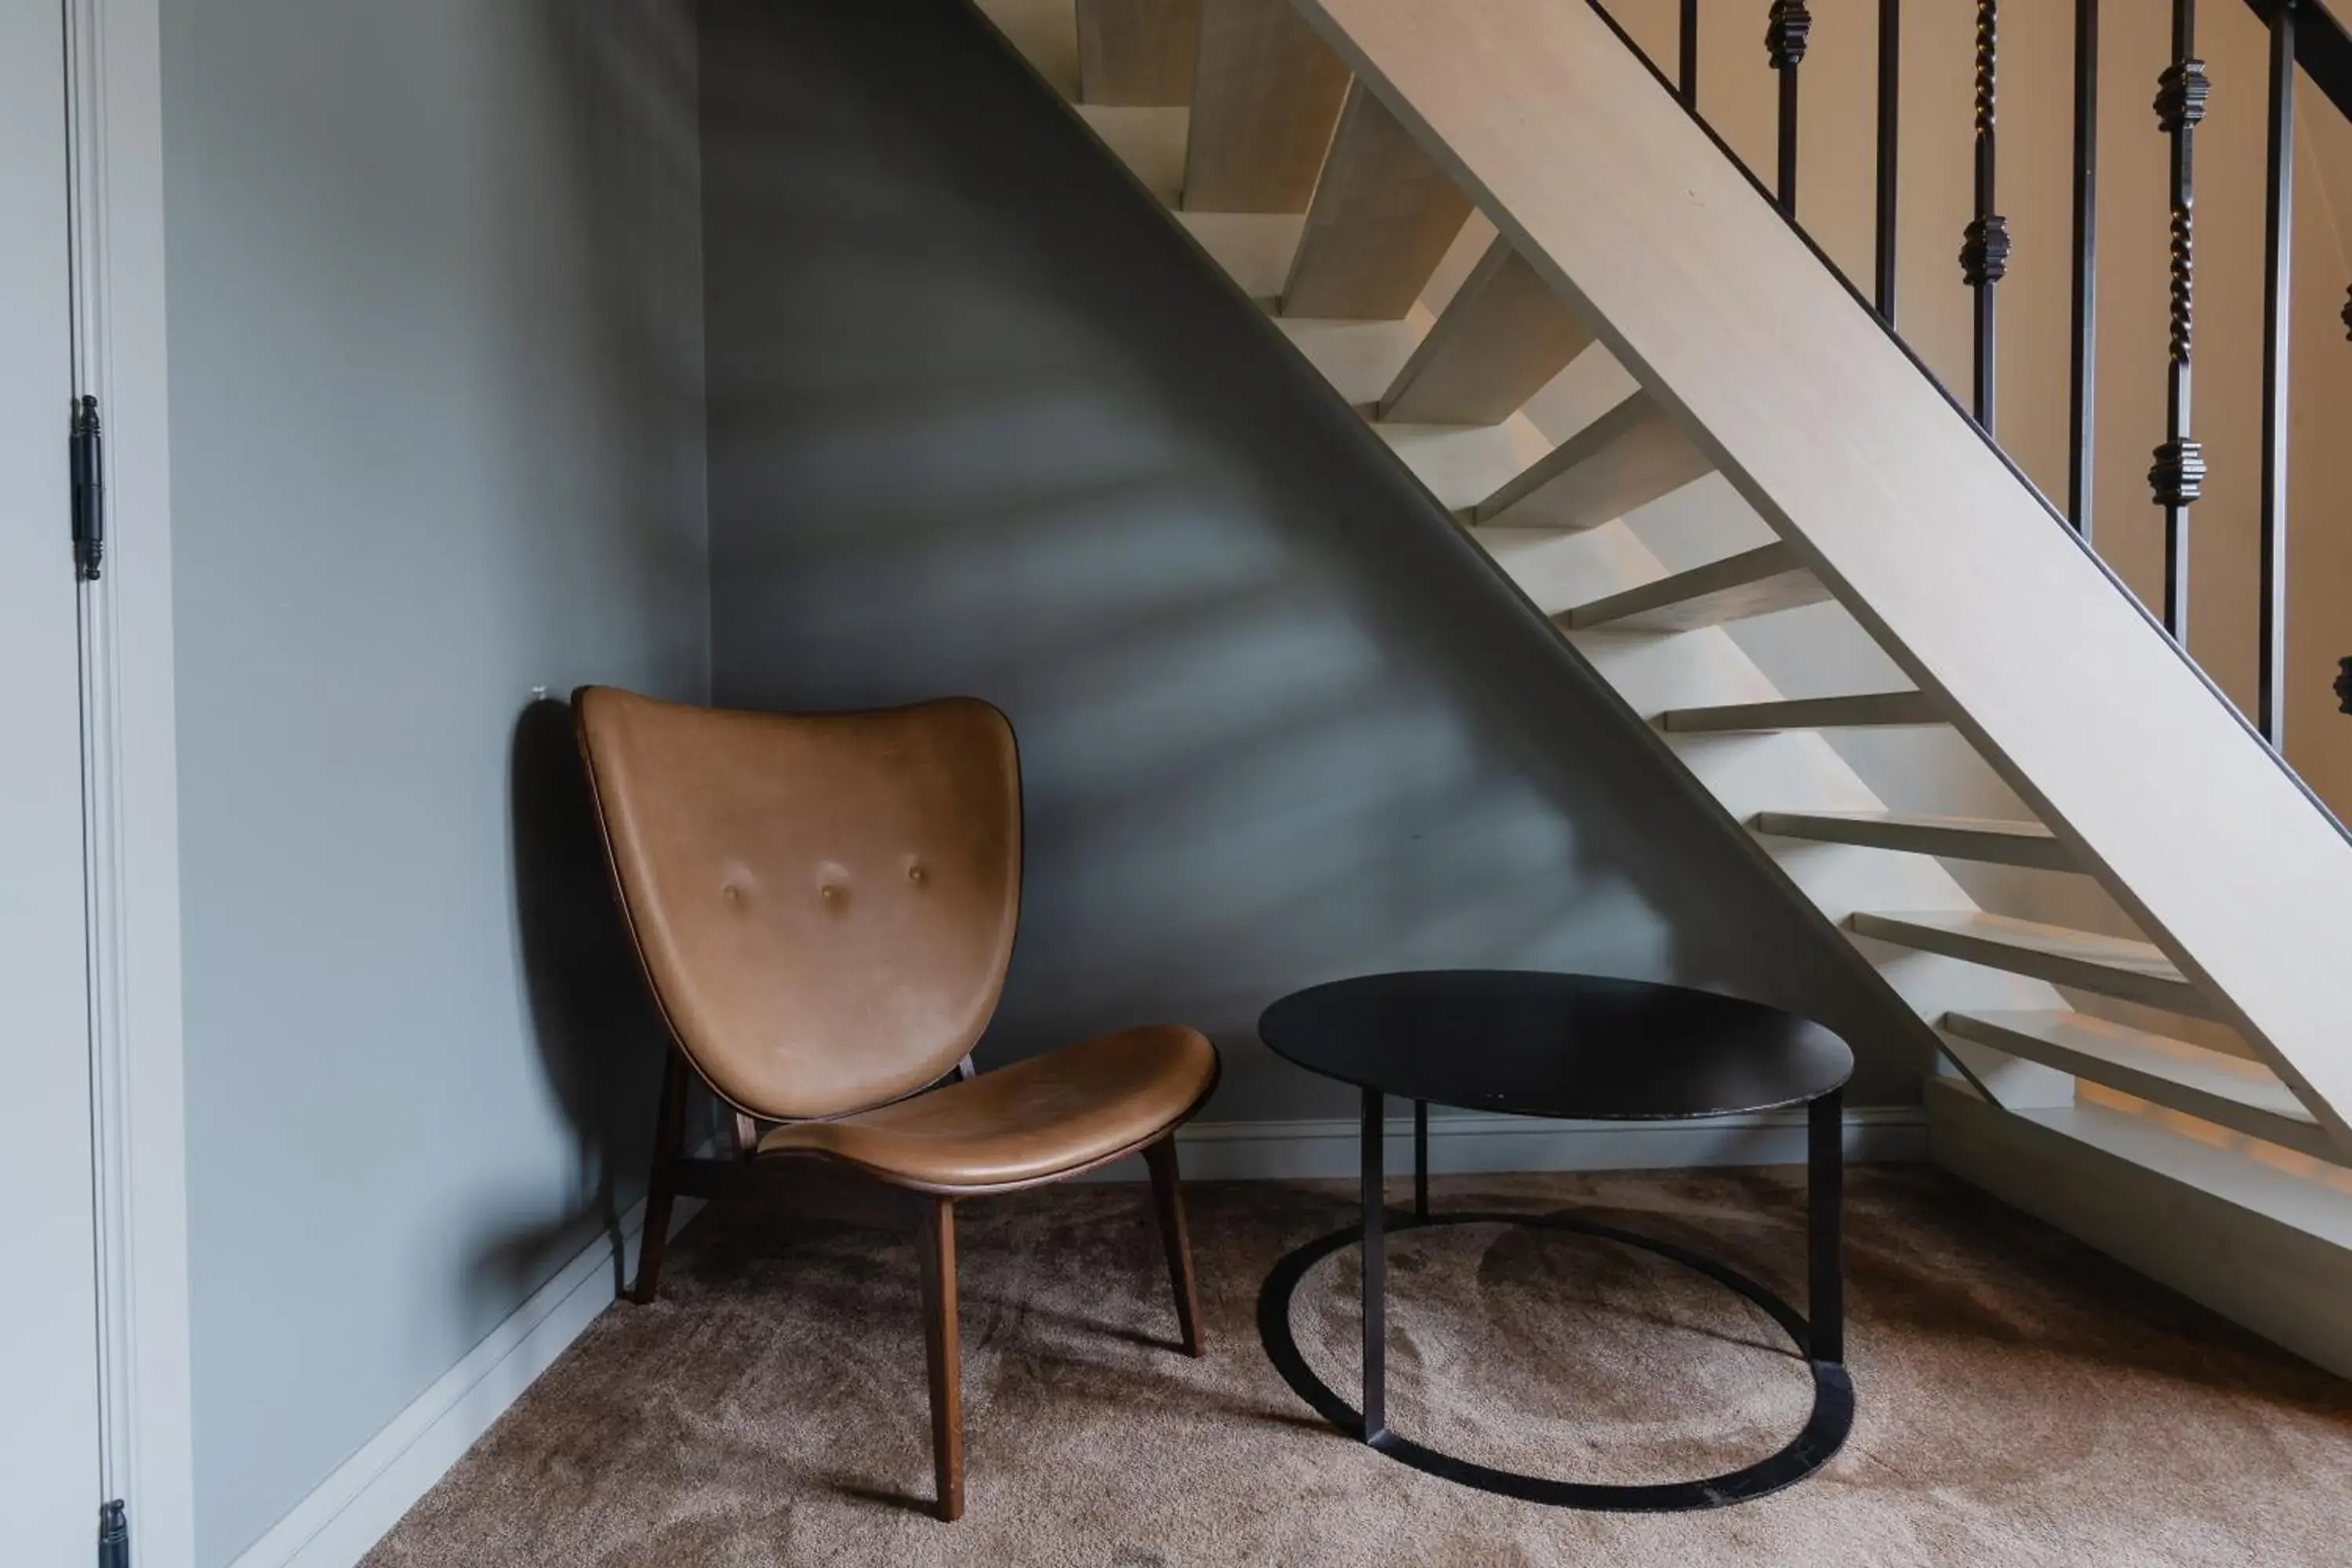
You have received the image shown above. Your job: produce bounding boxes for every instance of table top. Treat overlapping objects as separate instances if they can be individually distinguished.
[1258,971,1853,1121]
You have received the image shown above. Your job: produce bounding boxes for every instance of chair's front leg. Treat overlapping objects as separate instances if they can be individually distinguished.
[1143,1136,1205,1356]
[916,1196,965,1522]
[631,1050,691,1305]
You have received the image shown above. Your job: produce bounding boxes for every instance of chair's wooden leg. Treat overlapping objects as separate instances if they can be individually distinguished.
[916,1196,965,1523]
[630,1050,690,1305]
[1143,1136,1204,1358]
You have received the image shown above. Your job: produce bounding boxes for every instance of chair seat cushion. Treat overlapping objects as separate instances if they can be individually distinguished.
[757,1025,1218,1193]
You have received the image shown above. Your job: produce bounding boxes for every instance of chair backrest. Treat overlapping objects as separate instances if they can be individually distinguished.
[574,686,1022,1121]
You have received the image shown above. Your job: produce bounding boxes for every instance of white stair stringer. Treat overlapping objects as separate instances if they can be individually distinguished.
[1292,0,2352,1155]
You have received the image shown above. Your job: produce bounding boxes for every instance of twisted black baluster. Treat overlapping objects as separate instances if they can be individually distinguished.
[1958,0,2009,430]
[1766,2,1810,216]
[2149,0,2209,642]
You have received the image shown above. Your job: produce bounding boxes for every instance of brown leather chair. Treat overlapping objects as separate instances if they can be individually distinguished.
[573,686,1219,1522]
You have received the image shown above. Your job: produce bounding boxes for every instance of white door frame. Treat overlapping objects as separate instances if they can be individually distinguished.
[64,0,195,1560]
[2,0,103,1555]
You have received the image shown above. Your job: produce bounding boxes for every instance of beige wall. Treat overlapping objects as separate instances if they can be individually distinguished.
[1610,0,2352,822]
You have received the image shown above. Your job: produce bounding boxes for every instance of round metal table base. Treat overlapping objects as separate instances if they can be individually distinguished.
[1257,1209,1854,1512]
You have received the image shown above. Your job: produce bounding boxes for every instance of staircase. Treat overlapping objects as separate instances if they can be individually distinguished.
[974,0,2352,1366]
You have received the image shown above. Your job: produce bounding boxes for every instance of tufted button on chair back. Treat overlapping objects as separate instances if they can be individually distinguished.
[574,686,1021,1121]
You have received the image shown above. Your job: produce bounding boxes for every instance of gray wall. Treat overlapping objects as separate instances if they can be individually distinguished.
[700,0,1922,1123]
[160,2,708,1559]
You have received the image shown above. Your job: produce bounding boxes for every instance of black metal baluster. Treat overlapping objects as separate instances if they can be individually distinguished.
[1875,0,1900,322]
[2151,0,2209,642]
[1960,0,2010,430]
[2259,0,2296,746]
[2070,0,2100,535]
[1681,0,1700,107]
[1767,2,1810,216]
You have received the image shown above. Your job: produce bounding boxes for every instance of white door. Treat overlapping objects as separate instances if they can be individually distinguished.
[0,0,107,1558]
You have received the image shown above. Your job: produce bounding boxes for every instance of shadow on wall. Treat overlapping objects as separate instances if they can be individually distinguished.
[527,0,709,524]
[498,697,675,1300]
[452,0,710,1312]
[698,0,1921,1119]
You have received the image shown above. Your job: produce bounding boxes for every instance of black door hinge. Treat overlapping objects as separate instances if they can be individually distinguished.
[2336,657,2351,716]
[71,394,103,582]
[97,1499,128,1568]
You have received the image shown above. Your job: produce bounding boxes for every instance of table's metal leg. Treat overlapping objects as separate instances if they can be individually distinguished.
[1360,1086,1386,1443]
[1807,1087,1845,1366]
[1413,1098,1429,1221]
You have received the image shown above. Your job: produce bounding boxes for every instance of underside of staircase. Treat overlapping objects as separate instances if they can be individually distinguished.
[973,0,2352,1370]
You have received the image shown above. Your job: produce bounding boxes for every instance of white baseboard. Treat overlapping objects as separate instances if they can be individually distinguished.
[1085,1103,1926,1181]
[227,1183,710,1568]
[230,1109,1917,1566]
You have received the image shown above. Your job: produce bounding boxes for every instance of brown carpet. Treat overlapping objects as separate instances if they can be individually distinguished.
[363,1166,2352,1566]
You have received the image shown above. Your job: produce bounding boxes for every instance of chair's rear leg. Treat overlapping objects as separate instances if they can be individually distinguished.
[916,1196,965,1522]
[1143,1137,1204,1357]
[630,1050,690,1305]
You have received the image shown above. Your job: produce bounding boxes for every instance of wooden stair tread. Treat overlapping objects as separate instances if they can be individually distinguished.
[1475,389,1711,531]
[1751,811,2075,871]
[1658,690,1942,733]
[1851,911,2221,1019]
[1281,82,1473,318]
[1562,542,1825,633]
[1184,0,1351,212]
[1377,236,1593,423]
[1078,0,1202,106]
[1944,1009,2335,1160]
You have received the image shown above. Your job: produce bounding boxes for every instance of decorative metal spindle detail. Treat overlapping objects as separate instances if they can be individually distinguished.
[1767,1,1811,215]
[2068,0,2100,535]
[2148,0,2209,641]
[1875,0,1900,322]
[1680,0,1699,107]
[1958,0,2009,429]
[2259,0,2296,746]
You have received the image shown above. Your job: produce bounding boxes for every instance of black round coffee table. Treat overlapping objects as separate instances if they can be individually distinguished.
[1255,970,1856,1512]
